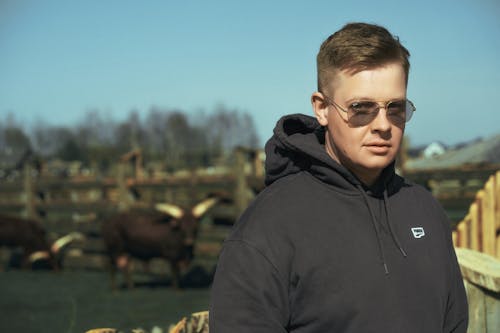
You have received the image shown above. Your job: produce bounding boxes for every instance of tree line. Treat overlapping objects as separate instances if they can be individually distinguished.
[0,105,260,175]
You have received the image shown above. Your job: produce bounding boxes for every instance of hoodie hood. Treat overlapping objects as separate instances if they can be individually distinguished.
[264,113,401,195]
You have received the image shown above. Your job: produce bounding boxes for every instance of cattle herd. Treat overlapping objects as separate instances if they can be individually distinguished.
[0,195,222,289]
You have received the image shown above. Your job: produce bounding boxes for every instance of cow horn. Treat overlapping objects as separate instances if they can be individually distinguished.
[51,232,86,254]
[191,197,219,218]
[29,251,51,263]
[155,203,184,219]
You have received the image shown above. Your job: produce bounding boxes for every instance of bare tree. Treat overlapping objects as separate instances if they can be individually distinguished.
[204,104,260,152]
[0,113,32,154]
[5,105,260,174]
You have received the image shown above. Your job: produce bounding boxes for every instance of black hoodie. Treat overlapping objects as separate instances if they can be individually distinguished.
[210,114,468,333]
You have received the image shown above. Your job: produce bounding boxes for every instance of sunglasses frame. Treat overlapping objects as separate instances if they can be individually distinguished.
[321,93,416,126]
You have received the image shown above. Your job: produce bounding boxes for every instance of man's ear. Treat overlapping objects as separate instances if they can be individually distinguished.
[311,92,329,126]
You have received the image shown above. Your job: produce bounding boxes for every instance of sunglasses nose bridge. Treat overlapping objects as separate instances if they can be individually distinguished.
[369,106,393,129]
[374,101,390,111]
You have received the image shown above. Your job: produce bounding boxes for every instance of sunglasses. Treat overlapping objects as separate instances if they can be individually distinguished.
[322,94,416,127]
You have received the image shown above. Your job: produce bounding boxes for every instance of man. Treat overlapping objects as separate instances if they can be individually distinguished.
[209,22,468,332]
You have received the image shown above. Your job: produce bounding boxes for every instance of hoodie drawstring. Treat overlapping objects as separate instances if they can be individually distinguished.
[357,185,407,275]
[383,190,408,258]
[358,185,389,274]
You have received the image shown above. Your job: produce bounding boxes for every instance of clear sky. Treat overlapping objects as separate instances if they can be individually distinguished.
[1,0,499,147]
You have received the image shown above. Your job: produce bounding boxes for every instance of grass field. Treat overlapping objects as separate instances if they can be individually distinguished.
[0,270,211,333]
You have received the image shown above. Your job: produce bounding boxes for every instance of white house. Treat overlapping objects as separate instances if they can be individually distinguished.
[423,142,446,158]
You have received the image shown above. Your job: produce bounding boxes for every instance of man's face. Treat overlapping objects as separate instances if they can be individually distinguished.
[312,63,406,185]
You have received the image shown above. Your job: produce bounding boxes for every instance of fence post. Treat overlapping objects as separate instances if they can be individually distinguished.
[234,148,250,218]
[495,171,500,259]
[117,163,129,211]
[457,218,468,248]
[253,150,264,178]
[23,164,36,219]
[482,177,496,256]
[477,191,485,252]
[470,202,480,252]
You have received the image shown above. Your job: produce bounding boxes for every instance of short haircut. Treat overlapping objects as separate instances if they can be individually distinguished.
[317,22,410,93]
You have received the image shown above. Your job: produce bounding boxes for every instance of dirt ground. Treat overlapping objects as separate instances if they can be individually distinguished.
[0,270,211,333]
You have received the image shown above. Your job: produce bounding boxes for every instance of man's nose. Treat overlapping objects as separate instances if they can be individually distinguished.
[370,108,392,132]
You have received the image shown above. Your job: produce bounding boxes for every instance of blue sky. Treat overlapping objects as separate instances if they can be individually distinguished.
[1,0,499,147]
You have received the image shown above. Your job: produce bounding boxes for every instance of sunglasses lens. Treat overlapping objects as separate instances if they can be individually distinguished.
[343,99,415,126]
[348,101,379,126]
[386,100,407,125]
[405,100,415,122]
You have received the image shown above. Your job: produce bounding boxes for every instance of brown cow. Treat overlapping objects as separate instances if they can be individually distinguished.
[0,214,81,270]
[102,197,219,289]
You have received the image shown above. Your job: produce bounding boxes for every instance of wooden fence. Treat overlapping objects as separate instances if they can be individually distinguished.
[0,148,265,274]
[0,148,264,219]
[404,165,499,224]
[449,170,500,333]
[452,170,500,259]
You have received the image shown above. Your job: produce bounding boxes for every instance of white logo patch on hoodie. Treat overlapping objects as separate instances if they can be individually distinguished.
[411,227,425,239]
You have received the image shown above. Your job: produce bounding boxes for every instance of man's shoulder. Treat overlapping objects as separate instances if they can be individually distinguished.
[228,172,315,238]
[259,171,318,201]
[260,172,312,206]
[265,170,316,187]
[397,175,449,222]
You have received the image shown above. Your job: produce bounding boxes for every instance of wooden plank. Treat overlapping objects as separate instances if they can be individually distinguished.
[495,171,500,260]
[485,289,500,333]
[463,280,486,333]
[495,171,500,230]
[470,203,480,252]
[497,236,500,261]
[477,191,485,252]
[455,248,500,293]
[463,217,470,249]
[482,177,496,256]
[25,201,116,213]
[457,219,468,248]
[405,166,499,183]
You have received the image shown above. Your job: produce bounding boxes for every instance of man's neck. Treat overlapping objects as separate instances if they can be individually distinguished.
[324,136,381,187]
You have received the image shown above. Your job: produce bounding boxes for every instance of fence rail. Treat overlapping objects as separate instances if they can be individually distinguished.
[456,248,500,333]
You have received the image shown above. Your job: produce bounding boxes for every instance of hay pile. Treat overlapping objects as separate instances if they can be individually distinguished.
[85,311,209,333]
